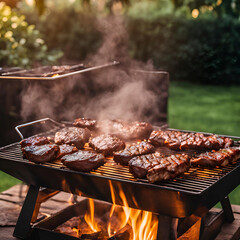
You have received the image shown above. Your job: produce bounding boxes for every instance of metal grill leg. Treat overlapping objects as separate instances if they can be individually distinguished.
[157,215,178,240]
[13,185,40,239]
[221,196,234,222]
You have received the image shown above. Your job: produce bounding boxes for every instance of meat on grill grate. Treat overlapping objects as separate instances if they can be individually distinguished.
[149,130,233,150]
[191,147,240,167]
[55,127,91,149]
[89,134,125,156]
[97,119,153,140]
[62,150,105,172]
[20,136,50,148]
[57,144,78,159]
[73,118,97,131]
[147,154,190,183]
[22,144,59,163]
[129,152,190,183]
[129,152,164,179]
[113,141,155,166]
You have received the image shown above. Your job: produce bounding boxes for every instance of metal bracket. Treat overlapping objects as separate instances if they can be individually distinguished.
[13,185,60,239]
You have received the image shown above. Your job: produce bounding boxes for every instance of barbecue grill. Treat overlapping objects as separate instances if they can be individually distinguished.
[0,62,119,80]
[0,118,239,240]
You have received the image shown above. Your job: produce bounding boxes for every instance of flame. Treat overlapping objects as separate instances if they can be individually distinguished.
[68,194,75,205]
[84,198,101,233]
[108,181,158,240]
[52,73,59,77]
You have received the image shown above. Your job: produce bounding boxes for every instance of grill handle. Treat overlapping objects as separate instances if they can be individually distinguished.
[15,118,64,140]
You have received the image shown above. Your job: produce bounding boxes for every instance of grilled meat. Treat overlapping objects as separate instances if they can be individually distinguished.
[129,152,164,178]
[22,144,59,163]
[129,153,190,182]
[147,154,190,183]
[20,136,50,148]
[57,144,78,159]
[114,141,155,166]
[97,119,153,140]
[73,118,97,131]
[191,147,240,167]
[89,134,125,156]
[149,130,233,150]
[55,127,91,149]
[62,150,105,172]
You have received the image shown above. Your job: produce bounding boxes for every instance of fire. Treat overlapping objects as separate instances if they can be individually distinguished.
[84,198,101,233]
[52,73,59,77]
[108,181,158,240]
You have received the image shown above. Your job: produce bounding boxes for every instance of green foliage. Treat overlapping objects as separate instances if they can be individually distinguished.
[127,15,240,84]
[23,7,102,61]
[171,0,240,19]
[0,2,62,67]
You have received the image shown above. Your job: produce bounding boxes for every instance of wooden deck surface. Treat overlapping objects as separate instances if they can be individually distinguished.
[0,184,239,240]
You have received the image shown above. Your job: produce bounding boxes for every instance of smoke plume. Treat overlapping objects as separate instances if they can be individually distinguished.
[20,15,168,125]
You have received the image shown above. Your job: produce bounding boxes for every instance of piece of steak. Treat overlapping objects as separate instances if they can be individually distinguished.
[191,147,240,167]
[89,134,125,156]
[149,130,233,150]
[22,144,59,163]
[114,141,155,166]
[62,150,105,172]
[73,118,97,131]
[147,154,190,183]
[20,136,50,148]
[55,127,91,149]
[57,144,78,159]
[129,152,164,178]
[97,119,153,140]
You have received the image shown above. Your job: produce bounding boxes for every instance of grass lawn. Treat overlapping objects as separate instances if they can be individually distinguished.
[0,81,239,204]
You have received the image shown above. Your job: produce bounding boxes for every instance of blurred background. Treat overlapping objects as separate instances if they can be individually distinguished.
[0,0,239,204]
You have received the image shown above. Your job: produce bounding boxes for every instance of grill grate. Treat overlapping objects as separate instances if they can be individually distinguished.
[0,142,239,195]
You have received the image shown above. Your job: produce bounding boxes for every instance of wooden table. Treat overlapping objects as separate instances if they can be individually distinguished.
[0,185,239,240]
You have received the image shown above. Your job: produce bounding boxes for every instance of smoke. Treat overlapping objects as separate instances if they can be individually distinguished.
[20,15,168,125]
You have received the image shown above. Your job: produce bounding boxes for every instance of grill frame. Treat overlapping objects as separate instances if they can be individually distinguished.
[0,123,240,218]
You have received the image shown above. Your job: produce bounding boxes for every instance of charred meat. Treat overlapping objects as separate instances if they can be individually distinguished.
[20,136,50,148]
[89,134,125,156]
[73,118,97,131]
[97,119,153,140]
[191,147,240,167]
[55,127,91,149]
[22,144,59,163]
[129,152,164,179]
[147,154,190,183]
[62,150,105,172]
[57,144,78,159]
[149,130,233,150]
[114,141,155,166]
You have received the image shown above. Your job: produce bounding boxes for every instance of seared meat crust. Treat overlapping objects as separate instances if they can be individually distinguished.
[97,119,153,140]
[147,154,190,183]
[57,144,78,159]
[191,147,240,167]
[73,118,97,131]
[129,152,164,178]
[55,127,91,149]
[129,153,190,182]
[22,144,59,163]
[20,136,50,148]
[149,130,233,150]
[114,141,155,166]
[89,134,125,156]
[62,150,105,172]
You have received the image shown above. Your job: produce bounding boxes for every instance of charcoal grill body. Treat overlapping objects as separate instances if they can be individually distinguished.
[0,125,240,239]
